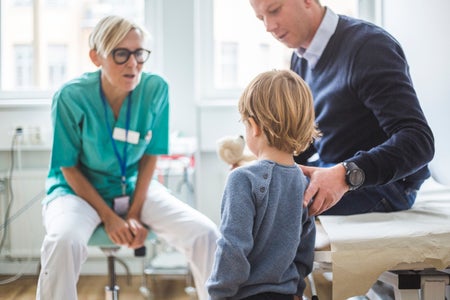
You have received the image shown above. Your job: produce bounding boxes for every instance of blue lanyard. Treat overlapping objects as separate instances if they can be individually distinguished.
[99,80,132,195]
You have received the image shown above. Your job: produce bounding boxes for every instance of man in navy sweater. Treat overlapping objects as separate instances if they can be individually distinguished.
[250,0,434,216]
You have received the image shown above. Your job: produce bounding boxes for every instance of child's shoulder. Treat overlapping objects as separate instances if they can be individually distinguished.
[229,160,275,181]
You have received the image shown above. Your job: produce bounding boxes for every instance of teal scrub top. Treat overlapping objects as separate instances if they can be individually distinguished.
[44,70,169,207]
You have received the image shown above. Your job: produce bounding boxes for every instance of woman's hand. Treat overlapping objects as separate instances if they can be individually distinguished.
[126,217,149,249]
[104,214,135,246]
[104,214,148,248]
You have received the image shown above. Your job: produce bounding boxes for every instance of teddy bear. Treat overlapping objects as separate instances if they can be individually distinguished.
[216,135,257,169]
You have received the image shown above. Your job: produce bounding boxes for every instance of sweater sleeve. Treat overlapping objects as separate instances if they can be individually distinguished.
[294,170,315,295]
[295,214,316,296]
[207,170,255,299]
[348,33,434,186]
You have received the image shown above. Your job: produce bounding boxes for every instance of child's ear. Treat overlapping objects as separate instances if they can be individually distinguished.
[89,49,102,67]
[248,117,262,136]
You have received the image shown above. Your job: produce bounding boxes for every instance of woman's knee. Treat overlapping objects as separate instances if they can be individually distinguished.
[190,219,219,253]
[44,229,87,250]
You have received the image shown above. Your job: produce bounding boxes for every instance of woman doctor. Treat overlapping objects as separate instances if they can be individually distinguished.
[36,15,219,300]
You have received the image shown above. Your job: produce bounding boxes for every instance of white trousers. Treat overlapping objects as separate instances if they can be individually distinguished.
[36,181,219,300]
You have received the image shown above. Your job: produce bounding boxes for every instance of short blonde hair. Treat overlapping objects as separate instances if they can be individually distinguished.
[88,15,149,58]
[238,69,320,155]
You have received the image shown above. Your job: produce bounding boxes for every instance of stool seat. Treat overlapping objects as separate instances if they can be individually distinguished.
[88,225,156,248]
[88,225,118,248]
[87,224,156,300]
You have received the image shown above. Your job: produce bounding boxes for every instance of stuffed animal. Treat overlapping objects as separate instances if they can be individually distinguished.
[216,135,257,169]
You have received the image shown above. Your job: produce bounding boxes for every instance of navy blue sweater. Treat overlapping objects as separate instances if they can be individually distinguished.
[291,15,434,189]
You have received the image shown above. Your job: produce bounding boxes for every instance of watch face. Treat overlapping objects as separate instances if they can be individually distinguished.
[349,169,364,186]
[343,161,365,190]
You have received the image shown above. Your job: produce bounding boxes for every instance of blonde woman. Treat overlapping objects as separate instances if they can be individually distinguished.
[207,70,320,300]
[37,15,219,300]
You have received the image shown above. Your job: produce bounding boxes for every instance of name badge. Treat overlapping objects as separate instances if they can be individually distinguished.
[113,127,140,144]
[113,195,130,216]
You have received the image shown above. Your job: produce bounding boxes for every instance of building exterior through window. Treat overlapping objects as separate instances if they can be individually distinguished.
[0,0,145,93]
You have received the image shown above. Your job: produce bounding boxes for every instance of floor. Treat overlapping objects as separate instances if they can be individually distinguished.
[0,275,194,300]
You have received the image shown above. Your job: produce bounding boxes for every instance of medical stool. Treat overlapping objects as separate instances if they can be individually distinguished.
[88,225,156,300]
[143,238,197,299]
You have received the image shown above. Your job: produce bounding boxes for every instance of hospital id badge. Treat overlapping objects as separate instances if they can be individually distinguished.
[113,195,130,216]
[113,127,140,144]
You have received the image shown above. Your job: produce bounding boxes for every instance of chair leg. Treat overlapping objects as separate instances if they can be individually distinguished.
[104,254,119,300]
[115,256,132,285]
[184,267,197,300]
[137,246,154,300]
[139,267,153,300]
[307,273,319,300]
[99,247,121,300]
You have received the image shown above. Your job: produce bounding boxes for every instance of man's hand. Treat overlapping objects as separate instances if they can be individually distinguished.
[300,164,349,216]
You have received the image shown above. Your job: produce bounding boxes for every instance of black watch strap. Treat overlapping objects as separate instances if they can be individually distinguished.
[342,161,365,191]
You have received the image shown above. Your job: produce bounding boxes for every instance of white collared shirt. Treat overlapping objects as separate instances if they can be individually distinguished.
[296,7,339,69]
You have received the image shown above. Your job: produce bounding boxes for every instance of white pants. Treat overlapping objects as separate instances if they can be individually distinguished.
[36,181,219,300]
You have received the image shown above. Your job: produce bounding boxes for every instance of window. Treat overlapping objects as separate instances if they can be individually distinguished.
[13,0,31,6]
[196,0,290,100]
[48,44,67,90]
[0,0,148,98]
[216,42,238,88]
[197,0,381,102]
[45,0,68,7]
[14,45,34,88]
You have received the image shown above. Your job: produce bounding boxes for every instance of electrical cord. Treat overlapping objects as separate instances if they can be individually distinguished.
[0,188,45,233]
[0,187,44,286]
[0,130,19,253]
[0,128,44,285]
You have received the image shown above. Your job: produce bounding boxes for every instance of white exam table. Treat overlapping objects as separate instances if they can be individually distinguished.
[314,178,450,300]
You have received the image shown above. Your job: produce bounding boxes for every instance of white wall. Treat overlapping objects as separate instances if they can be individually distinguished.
[160,0,197,137]
[382,0,450,185]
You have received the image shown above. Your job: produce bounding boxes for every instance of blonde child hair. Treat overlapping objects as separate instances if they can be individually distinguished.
[238,69,320,155]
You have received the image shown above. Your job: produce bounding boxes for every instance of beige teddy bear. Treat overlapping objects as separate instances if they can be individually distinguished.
[216,135,257,169]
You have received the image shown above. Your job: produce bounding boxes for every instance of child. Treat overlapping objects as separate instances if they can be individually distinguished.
[207,69,321,300]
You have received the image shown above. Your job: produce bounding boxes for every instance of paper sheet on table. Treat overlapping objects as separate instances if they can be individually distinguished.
[318,185,450,300]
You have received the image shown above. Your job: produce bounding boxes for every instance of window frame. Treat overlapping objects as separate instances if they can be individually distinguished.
[0,0,382,103]
[194,0,384,104]
[194,0,293,103]
[0,0,159,103]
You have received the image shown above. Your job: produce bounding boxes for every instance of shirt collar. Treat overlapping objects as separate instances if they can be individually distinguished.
[296,7,339,69]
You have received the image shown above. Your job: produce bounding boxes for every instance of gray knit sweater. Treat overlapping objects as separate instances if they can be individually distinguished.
[207,160,316,300]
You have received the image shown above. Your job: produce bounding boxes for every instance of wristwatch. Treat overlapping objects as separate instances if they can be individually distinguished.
[342,161,365,191]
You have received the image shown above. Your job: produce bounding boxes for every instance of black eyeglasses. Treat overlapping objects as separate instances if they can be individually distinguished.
[110,48,151,65]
